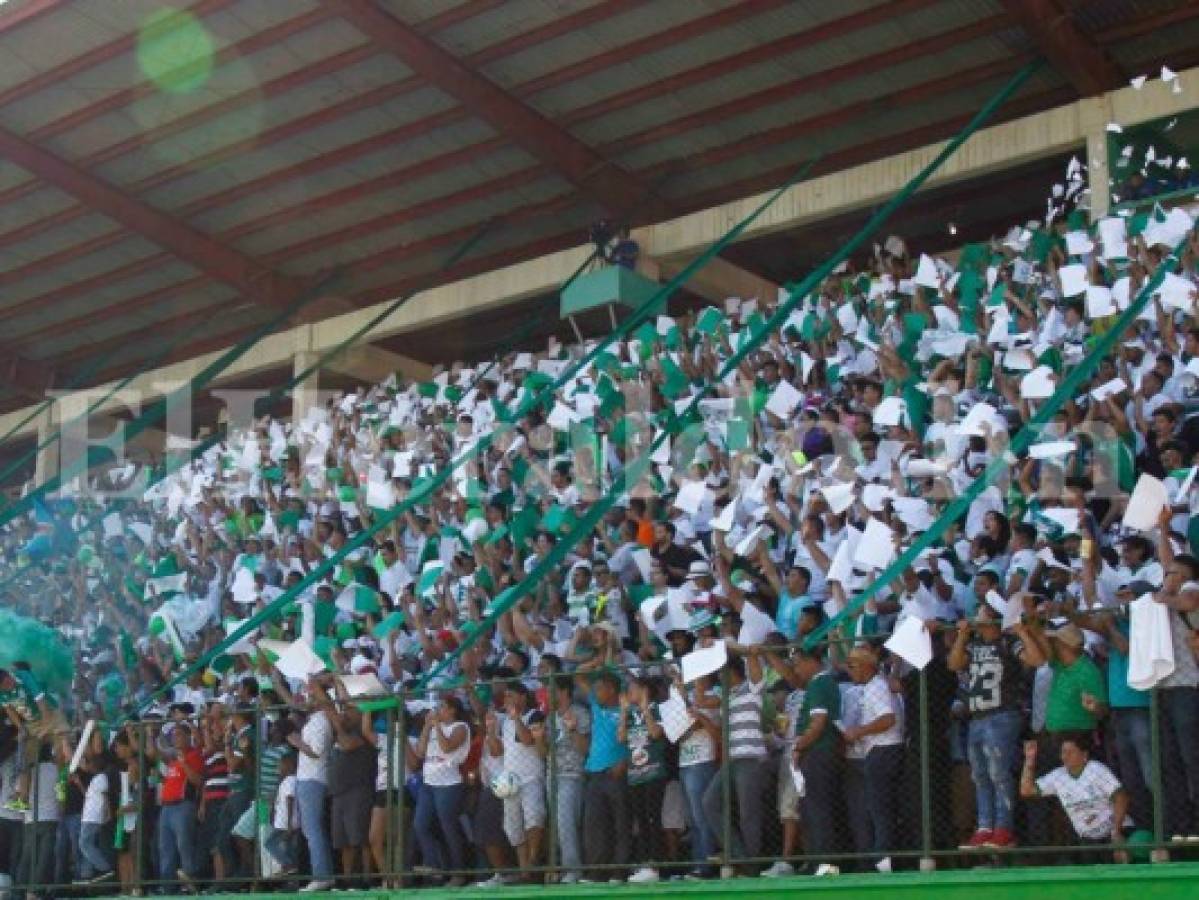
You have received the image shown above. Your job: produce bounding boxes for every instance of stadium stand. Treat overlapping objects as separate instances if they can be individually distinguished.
[0,2,1198,899]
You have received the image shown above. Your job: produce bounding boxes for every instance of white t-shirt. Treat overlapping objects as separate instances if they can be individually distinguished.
[423,721,470,787]
[855,674,903,754]
[501,711,545,783]
[81,772,110,825]
[296,711,333,784]
[1037,760,1128,840]
[273,774,296,831]
[678,697,717,768]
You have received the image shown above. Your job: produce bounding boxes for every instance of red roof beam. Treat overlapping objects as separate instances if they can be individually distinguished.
[1,30,1027,331]
[324,0,670,218]
[1001,0,1123,96]
[0,0,645,259]
[0,0,239,110]
[0,125,299,311]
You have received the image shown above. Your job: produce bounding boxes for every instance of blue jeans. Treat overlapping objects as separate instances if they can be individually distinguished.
[55,812,81,885]
[554,775,584,874]
[296,780,333,879]
[157,800,198,882]
[966,710,1023,832]
[678,763,717,863]
[265,829,297,871]
[78,822,112,876]
[414,783,467,872]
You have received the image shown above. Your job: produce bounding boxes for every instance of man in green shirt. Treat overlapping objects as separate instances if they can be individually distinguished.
[791,647,844,868]
[1037,623,1108,737]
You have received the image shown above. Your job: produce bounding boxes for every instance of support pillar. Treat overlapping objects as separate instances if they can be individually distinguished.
[33,404,58,486]
[1080,96,1114,221]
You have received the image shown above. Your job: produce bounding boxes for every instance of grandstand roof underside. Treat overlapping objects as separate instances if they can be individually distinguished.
[0,0,1196,414]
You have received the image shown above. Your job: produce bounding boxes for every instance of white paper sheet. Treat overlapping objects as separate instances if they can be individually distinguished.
[884,615,932,670]
[1028,441,1075,459]
[914,254,941,289]
[1122,473,1170,531]
[873,396,905,427]
[274,640,328,682]
[765,380,803,419]
[1058,263,1089,297]
[1090,377,1127,402]
[366,480,394,509]
[340,673,388,698]
[659,686,695,744]
[231,567,258,605]
[1065,231,1094,256]
[681,639,728,683]
[1020,365,1056,399]
[674,480,709,517]
[820,481,856,515]
[853,517,895,570]
[711,499,737,532]
[1085,285,1115,318]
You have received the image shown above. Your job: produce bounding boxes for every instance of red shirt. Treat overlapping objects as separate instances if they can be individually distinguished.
[161,748,204,804]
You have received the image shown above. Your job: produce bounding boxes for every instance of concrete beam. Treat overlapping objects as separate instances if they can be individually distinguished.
[324,343,432,384]
[1,67,1195,445]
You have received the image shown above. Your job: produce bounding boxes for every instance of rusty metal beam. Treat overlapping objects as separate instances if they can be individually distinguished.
[1002,0,1123,95]
[325,0,671,219]
[0,125,298,312]
[1094,4,1199,43]
[0,347,54,402]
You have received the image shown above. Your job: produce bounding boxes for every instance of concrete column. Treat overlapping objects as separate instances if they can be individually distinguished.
[1079,96,1114,221]
[33,403,58,486]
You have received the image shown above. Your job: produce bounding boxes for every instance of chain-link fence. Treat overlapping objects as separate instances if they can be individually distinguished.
[1,631,1195,894]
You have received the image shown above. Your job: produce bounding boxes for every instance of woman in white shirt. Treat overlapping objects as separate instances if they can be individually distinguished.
[78,757,114,881]
[413,697,471,883]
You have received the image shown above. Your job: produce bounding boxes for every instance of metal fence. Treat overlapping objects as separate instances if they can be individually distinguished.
[2,634,1196,894]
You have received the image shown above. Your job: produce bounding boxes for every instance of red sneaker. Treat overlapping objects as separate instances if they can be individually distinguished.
[988,828,1017,848]
[960,829,993,849]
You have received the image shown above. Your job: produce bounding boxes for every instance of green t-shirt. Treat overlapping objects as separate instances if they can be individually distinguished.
[314,599,337,636]
[0,669,47,721]
[625,705,667,785]
[1046,655,1107,733]
[796,671,841,752]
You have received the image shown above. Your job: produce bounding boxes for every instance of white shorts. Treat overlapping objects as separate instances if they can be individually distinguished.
[502,779,546,846]
[661,779,685,831]
[777,753,800,822]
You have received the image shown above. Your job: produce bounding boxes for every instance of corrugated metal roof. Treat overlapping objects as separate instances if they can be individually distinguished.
[0,0,1194,414]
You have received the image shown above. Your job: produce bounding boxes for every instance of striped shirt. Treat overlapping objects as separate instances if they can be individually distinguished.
[728,677,767,760]
[203,752,230,802]
[258,744,288,805]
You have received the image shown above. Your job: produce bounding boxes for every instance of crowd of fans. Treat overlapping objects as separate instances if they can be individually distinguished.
[0,181,1198,896]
